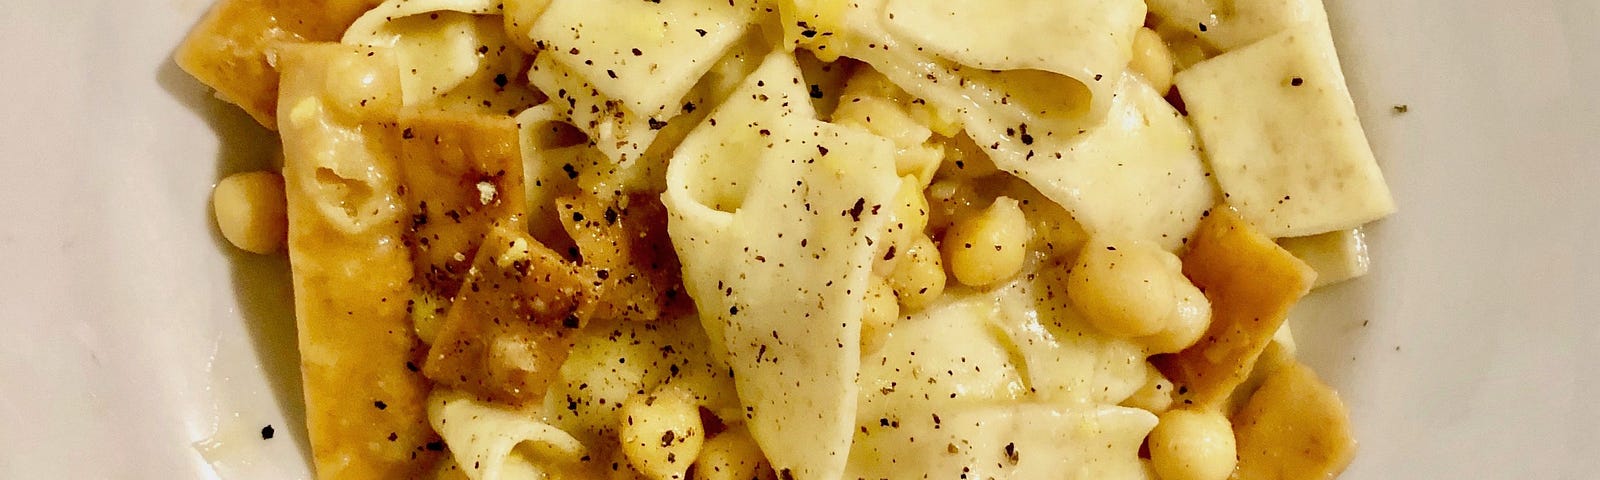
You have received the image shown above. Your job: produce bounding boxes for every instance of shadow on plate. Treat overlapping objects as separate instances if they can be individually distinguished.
[155,51,311,466]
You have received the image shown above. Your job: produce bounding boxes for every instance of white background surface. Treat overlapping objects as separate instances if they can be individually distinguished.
[2,0,1597,478]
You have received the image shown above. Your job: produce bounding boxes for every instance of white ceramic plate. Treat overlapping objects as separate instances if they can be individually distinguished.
[4,1,1598,478]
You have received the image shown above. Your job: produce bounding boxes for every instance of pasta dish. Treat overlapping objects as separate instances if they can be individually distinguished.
[181,0,1393,479]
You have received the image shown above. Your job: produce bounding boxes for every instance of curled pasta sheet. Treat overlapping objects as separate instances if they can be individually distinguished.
[1145,0,1329,52]
[664,51,900,480]
[781,0,1213,249]
[428,389,588,480]
[342,0,500,106]
[881,0,1145,117]
[848,288,1155,479]
[521,0,761,164]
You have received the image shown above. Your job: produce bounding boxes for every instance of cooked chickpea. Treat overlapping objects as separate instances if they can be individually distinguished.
[1141,275,1211,354]
[833,83,943,183]
[889,176,930,245]
[860,276,900,354]
[897,143,944,190]
[692,426,773,480]
[212,171,288,254]
[943,197,1029,287]
[1147,409,1238,480]
[887,234,946,310]
[1068,239,1177,338]
[1130,27,1176,94]
[1006,183,1086,262]
[619,387,704,480]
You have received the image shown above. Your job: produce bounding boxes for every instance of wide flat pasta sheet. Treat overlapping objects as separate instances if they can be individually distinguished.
[778,0,1214,249]
[848,283,1155,479]
[664,51,900,480]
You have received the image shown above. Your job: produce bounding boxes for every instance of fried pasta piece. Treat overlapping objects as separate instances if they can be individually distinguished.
[1231,359,1357,480]
[557,192,685,322]
[397,110,528,303]
[177,0,382,128]
[1153,207,1316,410]
[424,226,597,405]
[276,43,440,478]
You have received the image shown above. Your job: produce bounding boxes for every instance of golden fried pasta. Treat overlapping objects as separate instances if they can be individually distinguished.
[177,0,382,128]
[423,225,597,405]
[557,192,685,323]
[1231,359,1358,480]
[397,110,528,301]
[1154,207,1316,410]
[277,43,439,478]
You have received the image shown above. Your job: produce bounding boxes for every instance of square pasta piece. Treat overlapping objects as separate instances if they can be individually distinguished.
[1175,21,1394,238]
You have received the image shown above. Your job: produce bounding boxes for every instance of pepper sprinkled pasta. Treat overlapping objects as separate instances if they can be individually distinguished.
[184,0,1391,478]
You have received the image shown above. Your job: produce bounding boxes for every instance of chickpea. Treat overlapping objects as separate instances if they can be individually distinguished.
[860,276,900,354]
[619,387,705,480]
[1067,239,1177,338]
[1147,409,1238,480]
[1141,275,1211,354]
[942,197,1029,287]
[887,234,946,310]
[886,176,930,249]
[692,426,774,480]
[212,171,288,254]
